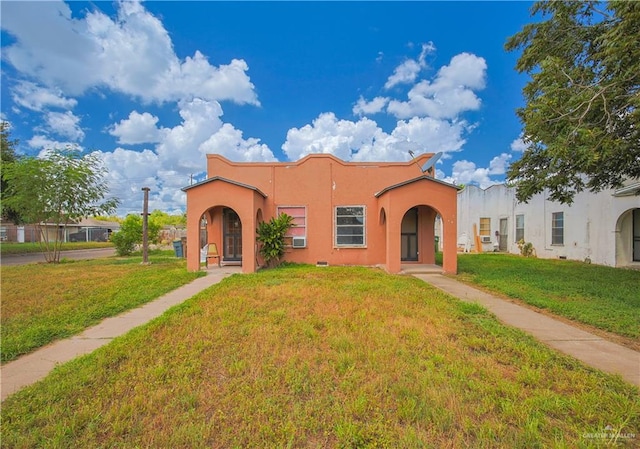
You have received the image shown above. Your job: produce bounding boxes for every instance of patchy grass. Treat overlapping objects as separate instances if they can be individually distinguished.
[451,253,640,341]
[2,266,638,447]
[0,241,113,255]
[1,251,203,363]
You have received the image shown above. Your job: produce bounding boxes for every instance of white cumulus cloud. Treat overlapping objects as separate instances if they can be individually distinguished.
[352,96,389,116]
[1,0,259,105]
[44,111,85,141]
[384,42,435,89]
[27,135,78,151]
[11,81,78,112]
[282,112,471,163]
[444,153,512,188]
[387,52,487,120]
[510,136,528,152]
[109,111,165,145]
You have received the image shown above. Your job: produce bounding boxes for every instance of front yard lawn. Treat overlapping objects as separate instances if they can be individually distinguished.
[453,253,640,342]
[0,251,204,363]
[2,266,638,447]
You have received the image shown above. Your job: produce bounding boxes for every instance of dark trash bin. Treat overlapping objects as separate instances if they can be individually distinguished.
[173,240,183,258]
[434,236,440,253]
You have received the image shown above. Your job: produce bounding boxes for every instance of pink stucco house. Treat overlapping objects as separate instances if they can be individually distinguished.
[183,152,458,274]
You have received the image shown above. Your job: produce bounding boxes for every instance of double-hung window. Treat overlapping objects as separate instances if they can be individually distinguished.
[335,206,366,247]
[551,212,564,245]
[479,217,491,236]
[277,206,307,247]
[515,214,524,242]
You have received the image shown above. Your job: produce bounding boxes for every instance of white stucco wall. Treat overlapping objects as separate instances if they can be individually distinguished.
[457,184,640,267]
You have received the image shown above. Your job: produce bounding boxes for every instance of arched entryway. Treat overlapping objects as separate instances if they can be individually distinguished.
[400,205,439,266]
[222,208,242,262]
[401,207,418,261]
[616,208,640,266]
[199,206,244,266]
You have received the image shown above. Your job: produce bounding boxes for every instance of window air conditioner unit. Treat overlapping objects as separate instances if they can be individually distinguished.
[292,236,306,248]
[481,236,492,243]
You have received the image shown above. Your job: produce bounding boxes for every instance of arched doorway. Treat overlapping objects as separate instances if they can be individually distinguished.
[401,208,418,261]
[634,209,640,262]
[223,207,242,262]
[400,205,439,265]
[615,208,640,267]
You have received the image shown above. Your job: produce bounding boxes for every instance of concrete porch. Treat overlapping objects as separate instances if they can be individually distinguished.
[399,264,443,274]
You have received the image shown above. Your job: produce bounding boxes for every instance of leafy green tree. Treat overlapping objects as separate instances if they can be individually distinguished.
[2,148,118,262]
[256,213,294,268]
[1,122,23,223]
[506,1,640,203]
[149,209,186,227]
[110,213,162,256]
[93,215,124,224]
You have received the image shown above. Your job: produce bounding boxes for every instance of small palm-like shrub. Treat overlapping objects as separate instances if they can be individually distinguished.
[256,213,293,268]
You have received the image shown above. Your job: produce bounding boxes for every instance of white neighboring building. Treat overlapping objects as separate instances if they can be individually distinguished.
[457,181,640,268]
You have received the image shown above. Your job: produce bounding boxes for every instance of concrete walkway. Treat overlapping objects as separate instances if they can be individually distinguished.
[1,266,241,402]
[413,274,640,387]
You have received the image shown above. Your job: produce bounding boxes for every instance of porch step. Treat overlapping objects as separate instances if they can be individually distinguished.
[400,264,443,275]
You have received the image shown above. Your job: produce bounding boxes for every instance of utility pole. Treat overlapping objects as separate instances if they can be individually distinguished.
[141,187,150,264]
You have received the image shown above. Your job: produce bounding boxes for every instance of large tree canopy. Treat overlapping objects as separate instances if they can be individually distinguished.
[506,1,640,203]
[3,148,119,262]
[0,122,22,223]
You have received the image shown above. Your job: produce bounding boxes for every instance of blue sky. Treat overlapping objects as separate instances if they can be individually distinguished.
[1,1,535,216]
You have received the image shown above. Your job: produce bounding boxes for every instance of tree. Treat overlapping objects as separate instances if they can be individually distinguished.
[2,148,119,262]
[110,214,162,256]
[256,213,294,268]
[505,1,640,204]
[149,209,186,227]
[0,121,23,223]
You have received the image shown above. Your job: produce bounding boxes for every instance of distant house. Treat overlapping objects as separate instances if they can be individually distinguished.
[183,153,459,274]
[63,217,120,242]
[457,181,640,268]
[1,218,120,243]
[0,223,39,243]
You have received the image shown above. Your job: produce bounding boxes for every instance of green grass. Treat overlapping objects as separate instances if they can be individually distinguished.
[0,251,204,363]
[450,253,640,341]
[0,241,113,255]
[2,265,638,448]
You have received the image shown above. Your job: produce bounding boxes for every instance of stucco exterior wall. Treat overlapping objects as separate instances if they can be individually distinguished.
[457,184,640,267]
[185,153,459,273]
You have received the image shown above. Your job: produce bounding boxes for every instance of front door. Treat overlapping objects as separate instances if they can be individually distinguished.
[633,209,640,262]
[401,208,418,261]
[223,208,242,261]
[499,218,508,252]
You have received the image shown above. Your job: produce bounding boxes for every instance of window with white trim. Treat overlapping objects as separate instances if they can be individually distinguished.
[335,206,366,247]
[479,217,491,236]
[277,206,307,247]
[551,212,564,245]
[515,214,524,242]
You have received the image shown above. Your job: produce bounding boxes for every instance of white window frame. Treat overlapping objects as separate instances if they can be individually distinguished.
[515,214,525,242]
[335,206,366,247]
[277,206,307,247]
[479,217,491,236]
[551,212,564,245]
